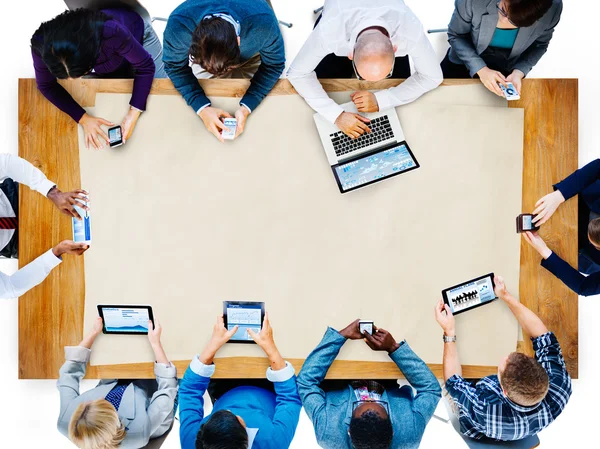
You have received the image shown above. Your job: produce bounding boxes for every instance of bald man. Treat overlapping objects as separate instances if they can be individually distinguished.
[287,0,442,138]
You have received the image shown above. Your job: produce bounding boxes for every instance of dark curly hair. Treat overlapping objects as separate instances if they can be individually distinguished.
[505,0,553,28]
[195,410,248,449]
[189,17,241,77]
[31,8,107,79]
[349,409,393,449]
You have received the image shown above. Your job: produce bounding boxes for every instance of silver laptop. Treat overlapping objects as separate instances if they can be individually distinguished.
[314,106,419,193]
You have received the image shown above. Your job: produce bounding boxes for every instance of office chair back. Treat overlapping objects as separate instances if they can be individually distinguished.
[139,425,173,449]
[442,395,540,449]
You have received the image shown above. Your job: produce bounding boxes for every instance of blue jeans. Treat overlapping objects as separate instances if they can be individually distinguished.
[142,20,167,78]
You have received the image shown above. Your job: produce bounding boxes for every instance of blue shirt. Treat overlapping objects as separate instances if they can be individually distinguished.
[297,327,441,449]
[489,28,519,49]
[163,0,285,113]
[179,357,301,449]
[445,332,571,441]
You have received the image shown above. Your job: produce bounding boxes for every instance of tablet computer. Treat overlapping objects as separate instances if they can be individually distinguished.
[442,273,497,315]
[97,304,154,334]
[223,301,265,344]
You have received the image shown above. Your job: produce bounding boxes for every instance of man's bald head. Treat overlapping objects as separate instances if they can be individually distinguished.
[352,30,395,81]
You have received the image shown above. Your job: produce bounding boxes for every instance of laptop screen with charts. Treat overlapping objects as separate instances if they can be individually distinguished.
[442,273,497,315]
[331,142,420,193]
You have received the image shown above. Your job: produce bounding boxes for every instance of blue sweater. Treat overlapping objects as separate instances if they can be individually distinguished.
[554,158,600,213]
[297,327,441,449]
[541,159,600,296]
[179,366,301,449]
[163,0,285,113]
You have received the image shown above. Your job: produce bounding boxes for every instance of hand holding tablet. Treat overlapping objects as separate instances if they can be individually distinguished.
[434,300,456,337]
[442,273,498,315]
[97,304,154,334]
[223,301,265,343]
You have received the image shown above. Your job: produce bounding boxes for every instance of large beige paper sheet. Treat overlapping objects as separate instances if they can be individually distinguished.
[328,82,508,108]
[80,87,523,368]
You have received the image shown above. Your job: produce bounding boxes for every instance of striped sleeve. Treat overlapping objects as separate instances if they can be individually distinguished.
[532,332,572,417]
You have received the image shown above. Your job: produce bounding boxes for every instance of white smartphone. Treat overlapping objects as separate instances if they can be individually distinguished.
[499,83,520,101]
[221,118,237,140]
[72,204,91,244]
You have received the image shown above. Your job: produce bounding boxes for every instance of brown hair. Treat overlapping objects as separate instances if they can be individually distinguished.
[69,399,126,449]
[189,17,240,77]
[589,218,600,246]
[506,0,553,28]
[500,352,549,406]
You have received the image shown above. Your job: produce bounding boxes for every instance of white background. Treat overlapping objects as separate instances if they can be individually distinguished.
[0,1,597,447]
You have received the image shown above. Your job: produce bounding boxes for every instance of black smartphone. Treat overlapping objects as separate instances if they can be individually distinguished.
[359,320,374,335]
[108,125,124,148]
[516,214,540,233]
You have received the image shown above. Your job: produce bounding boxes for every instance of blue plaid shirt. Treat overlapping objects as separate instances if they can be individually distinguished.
[445,332,572,441]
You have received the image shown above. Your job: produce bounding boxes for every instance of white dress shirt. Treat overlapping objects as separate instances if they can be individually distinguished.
[0,153,61,299]
[287,0,443,124]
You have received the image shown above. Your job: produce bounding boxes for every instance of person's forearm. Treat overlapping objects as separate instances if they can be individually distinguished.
[198,344,218,365]
[0,153,55,196]
[265,347,286,371]
[443,339,462,382]
[152,342,170,365]
[79,333,97,349]
[164,62,210,112]
[0,250,60,299]
[501,293,548,338]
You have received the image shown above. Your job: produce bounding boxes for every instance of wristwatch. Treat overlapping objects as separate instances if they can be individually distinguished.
[443,334,457,343]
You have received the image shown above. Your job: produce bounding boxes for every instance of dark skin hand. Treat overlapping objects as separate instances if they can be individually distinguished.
[363,326,400,354]
[47,187,89,220]
[339,319,364,340]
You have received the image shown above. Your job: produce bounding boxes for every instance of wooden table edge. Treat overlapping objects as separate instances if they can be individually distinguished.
[17,78,578,379]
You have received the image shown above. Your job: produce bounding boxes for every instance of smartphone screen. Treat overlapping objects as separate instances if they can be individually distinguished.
[108,126,122,145]
[522,214,533,230]
[359,321,373,335]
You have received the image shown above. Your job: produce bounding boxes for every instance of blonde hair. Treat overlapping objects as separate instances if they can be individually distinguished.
[69,399,127,449]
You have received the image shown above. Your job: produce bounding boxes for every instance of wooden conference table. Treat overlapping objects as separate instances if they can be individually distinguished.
[18,78,578,379]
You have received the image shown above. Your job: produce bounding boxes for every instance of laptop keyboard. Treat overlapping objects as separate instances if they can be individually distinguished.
[330,115,394,157]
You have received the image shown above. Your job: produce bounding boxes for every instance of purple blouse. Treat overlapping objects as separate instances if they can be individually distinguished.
[31,9,155,123]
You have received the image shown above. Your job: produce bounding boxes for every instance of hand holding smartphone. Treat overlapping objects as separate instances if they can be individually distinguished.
[72,203,92,244]
[516,214,540,233]
[221,118,237,140]
[359,320,374,335]
[108,125,124,148]
[499,83,520,101]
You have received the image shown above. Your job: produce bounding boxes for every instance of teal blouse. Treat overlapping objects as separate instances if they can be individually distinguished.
[489,27,519,49]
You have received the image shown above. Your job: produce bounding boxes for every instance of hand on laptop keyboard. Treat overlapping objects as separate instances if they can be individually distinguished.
[330,115,394,157]
[334,112,371,139]
[351,91,379,113]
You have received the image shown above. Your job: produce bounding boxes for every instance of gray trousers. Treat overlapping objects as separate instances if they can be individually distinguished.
[142,20,167,78]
